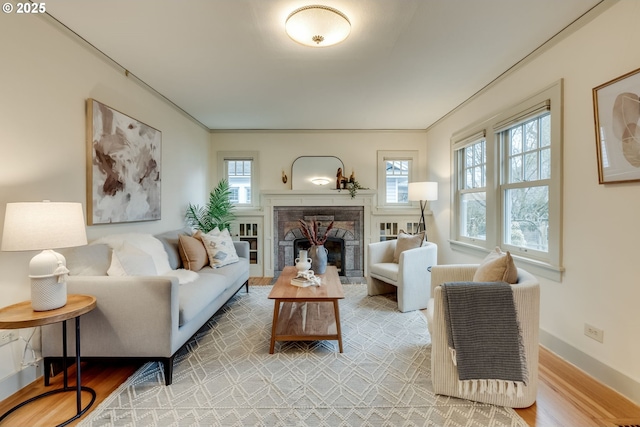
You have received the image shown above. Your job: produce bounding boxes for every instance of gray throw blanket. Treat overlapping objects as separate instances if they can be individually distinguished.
[441,281,527,397]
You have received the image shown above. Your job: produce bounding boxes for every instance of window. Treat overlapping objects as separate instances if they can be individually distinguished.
[226,159,252,204]
[377,150,418,207]
[217,151,259,208]
[451,81,563,279]
[386,160,409,203]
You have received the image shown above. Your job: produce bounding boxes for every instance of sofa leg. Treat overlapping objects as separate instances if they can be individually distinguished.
[245,280,249,293]
[162,357,174,385]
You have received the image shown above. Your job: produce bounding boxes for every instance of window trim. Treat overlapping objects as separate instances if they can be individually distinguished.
[377,150,419,209]
[450,80,564,281]
[217,151,259,209]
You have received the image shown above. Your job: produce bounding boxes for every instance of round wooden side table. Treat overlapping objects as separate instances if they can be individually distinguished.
[0,294,97,427]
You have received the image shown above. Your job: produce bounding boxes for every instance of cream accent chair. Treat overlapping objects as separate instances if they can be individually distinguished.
[367,240,437,312]
[426,264,540,408]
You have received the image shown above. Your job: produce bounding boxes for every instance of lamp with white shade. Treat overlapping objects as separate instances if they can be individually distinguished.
[1,201,87,311]
[408,182,438,238]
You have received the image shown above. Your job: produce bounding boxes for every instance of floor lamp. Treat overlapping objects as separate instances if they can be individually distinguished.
[408,182,438,238]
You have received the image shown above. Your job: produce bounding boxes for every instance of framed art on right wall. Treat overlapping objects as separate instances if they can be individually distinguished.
[593,66,640,184]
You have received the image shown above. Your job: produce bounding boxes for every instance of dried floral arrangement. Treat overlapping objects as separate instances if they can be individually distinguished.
[298,219,334,245]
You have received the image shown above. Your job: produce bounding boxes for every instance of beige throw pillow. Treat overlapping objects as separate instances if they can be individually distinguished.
[473,247,518,284]
[393,231,425,263]
[178,234,209,271]
[200,228,239,268]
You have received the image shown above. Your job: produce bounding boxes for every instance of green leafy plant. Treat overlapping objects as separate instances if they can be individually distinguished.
[347,180,363,199]
[185,179,236,233]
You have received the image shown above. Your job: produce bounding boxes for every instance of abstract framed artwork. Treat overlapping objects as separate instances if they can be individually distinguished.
[593,67,640,184]
[86,99,162,224]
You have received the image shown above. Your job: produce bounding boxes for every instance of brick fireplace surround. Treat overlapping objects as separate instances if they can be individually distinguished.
[273,206,364,277]
[261,190,376,278]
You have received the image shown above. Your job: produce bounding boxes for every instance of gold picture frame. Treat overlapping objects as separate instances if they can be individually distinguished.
[593,67,640,184]
[86,99,162,224]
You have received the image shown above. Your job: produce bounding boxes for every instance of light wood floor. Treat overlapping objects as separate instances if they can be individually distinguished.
[1,279,639,427]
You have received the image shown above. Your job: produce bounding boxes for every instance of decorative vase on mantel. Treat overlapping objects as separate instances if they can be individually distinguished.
[309,245,328,275]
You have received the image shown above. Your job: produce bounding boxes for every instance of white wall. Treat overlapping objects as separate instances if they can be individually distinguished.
[211,130,428,192]
[426,0,640,403]
[0,11,210,396]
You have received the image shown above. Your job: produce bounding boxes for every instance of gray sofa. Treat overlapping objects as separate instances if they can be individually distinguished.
[41,228,250,385]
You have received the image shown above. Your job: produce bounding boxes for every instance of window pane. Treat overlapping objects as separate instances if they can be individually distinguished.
[540,115,551,147]
[460,192,486,240]
[504,186,549,252]
[228,161,236,175]
[524,120,538,151]
[510,155,522,183]
[510,127,522,154]
[540,147,551,179]
[465,168,473,190]
[524,151,538,180]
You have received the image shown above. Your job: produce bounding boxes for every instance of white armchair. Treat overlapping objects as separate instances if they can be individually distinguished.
[426,264,540,408]
[367,239,437,312]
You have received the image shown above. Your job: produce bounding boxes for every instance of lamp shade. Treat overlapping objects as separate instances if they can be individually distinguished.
[408,182,438,202]
[285,5,351,47]
[1,201,88,252]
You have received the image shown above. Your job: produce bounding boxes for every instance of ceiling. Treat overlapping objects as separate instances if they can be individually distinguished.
[45,0,603,130]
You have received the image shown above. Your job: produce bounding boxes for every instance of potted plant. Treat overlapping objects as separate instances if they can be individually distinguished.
[185,179,236,233]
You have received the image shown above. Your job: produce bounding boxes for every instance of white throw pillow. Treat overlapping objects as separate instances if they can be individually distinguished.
[93,233,172,274]
[200,228,239,268]
[108,242,158,277]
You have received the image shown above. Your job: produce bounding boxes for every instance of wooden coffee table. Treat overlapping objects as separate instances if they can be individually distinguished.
[268,266,345,354]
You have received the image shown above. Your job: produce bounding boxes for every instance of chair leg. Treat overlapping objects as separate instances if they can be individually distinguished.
[367,277,397,296]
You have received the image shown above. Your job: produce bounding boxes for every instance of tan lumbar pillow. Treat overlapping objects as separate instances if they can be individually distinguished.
[473,247,518,284]
[393,231,425,263]
[178,234,209,271]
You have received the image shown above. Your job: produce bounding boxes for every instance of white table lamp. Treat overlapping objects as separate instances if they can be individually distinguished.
[408,182,438,237]
[1,201,88,311]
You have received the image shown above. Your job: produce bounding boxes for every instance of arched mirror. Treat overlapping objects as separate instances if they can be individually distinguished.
[292,156,344,190]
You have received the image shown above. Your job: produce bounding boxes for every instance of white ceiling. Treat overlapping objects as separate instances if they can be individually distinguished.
[45,0,603,130]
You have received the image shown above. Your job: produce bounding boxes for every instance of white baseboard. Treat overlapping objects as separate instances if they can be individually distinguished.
[0,362,42,401]
[540,329,640,405]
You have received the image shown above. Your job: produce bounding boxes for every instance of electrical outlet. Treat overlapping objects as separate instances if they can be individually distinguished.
[0,331,18,346]
[584,323,604,343]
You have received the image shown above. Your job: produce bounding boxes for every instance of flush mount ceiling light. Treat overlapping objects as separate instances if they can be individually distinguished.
[285,5,351,47]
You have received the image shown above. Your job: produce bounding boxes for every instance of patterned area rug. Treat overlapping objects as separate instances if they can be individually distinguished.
[79,285,527,427]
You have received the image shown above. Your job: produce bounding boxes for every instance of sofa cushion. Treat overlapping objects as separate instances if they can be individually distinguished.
[393,231,425,263]
[60,244,111,276]
[107,242,158,277]
[178,234,208,271]
[201,257,250,288]
[370,262,399,284]
[178,273,228,326]
[93,233,172,274]
[155,228,192,270]
[473,247,518,284]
